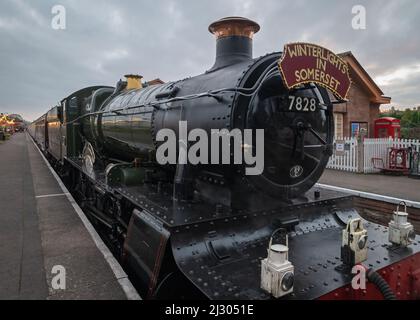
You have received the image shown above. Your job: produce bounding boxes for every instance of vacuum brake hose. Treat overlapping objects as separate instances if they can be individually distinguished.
[367,268,397,300]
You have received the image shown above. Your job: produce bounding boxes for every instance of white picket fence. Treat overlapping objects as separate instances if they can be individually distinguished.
[327,137,420,173]
[363,138,420,173]
[327,137,358,172]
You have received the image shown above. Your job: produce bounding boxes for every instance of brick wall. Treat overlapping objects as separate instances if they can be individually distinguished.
[369,103,380,138]
[342,81,377,138]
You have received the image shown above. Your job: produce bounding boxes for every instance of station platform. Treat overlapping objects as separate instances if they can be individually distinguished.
[0,133,140,300]
[320,169,420,203]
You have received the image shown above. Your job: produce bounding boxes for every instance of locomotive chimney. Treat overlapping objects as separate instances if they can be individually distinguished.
[208,17,260,71]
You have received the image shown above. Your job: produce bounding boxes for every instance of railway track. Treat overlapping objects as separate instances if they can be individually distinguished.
[355,197,420,233]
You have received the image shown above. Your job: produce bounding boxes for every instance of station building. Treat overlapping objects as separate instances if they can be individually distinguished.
[333,52,391,139]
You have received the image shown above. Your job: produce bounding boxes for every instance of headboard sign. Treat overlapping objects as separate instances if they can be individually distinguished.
[278,43,351,100]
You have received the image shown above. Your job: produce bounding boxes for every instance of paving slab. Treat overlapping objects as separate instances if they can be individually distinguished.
[0,133,133,300]
[319,169,420,202]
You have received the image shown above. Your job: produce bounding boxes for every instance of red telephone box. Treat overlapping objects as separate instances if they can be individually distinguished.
[374,117,401,138]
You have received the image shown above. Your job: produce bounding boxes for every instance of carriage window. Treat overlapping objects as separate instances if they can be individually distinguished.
[57,105,63,123]
[47,108,58,122]
[69,97,78,109]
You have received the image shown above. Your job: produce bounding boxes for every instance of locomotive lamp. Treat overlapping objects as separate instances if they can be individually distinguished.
[261,229,294,298]
[341,218,368,265]
[388,201,416,247]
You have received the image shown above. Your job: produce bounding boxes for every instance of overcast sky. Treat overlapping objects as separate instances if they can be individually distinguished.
[1,0,419,121]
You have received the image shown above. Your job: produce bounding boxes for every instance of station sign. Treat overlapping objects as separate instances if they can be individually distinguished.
[278,43,351,100]
[335,140,345,156]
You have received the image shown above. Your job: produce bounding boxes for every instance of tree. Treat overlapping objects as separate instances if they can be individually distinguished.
[381,107,420,139]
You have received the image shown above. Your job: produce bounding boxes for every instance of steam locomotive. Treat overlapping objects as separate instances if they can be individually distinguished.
[29,17,420,300]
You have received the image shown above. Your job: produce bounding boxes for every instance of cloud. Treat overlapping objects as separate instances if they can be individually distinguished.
[108,10,125,34]
[0,0,419,121]
[11,0,47,27]
[375,64,420,87]
[0,17,21,30]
